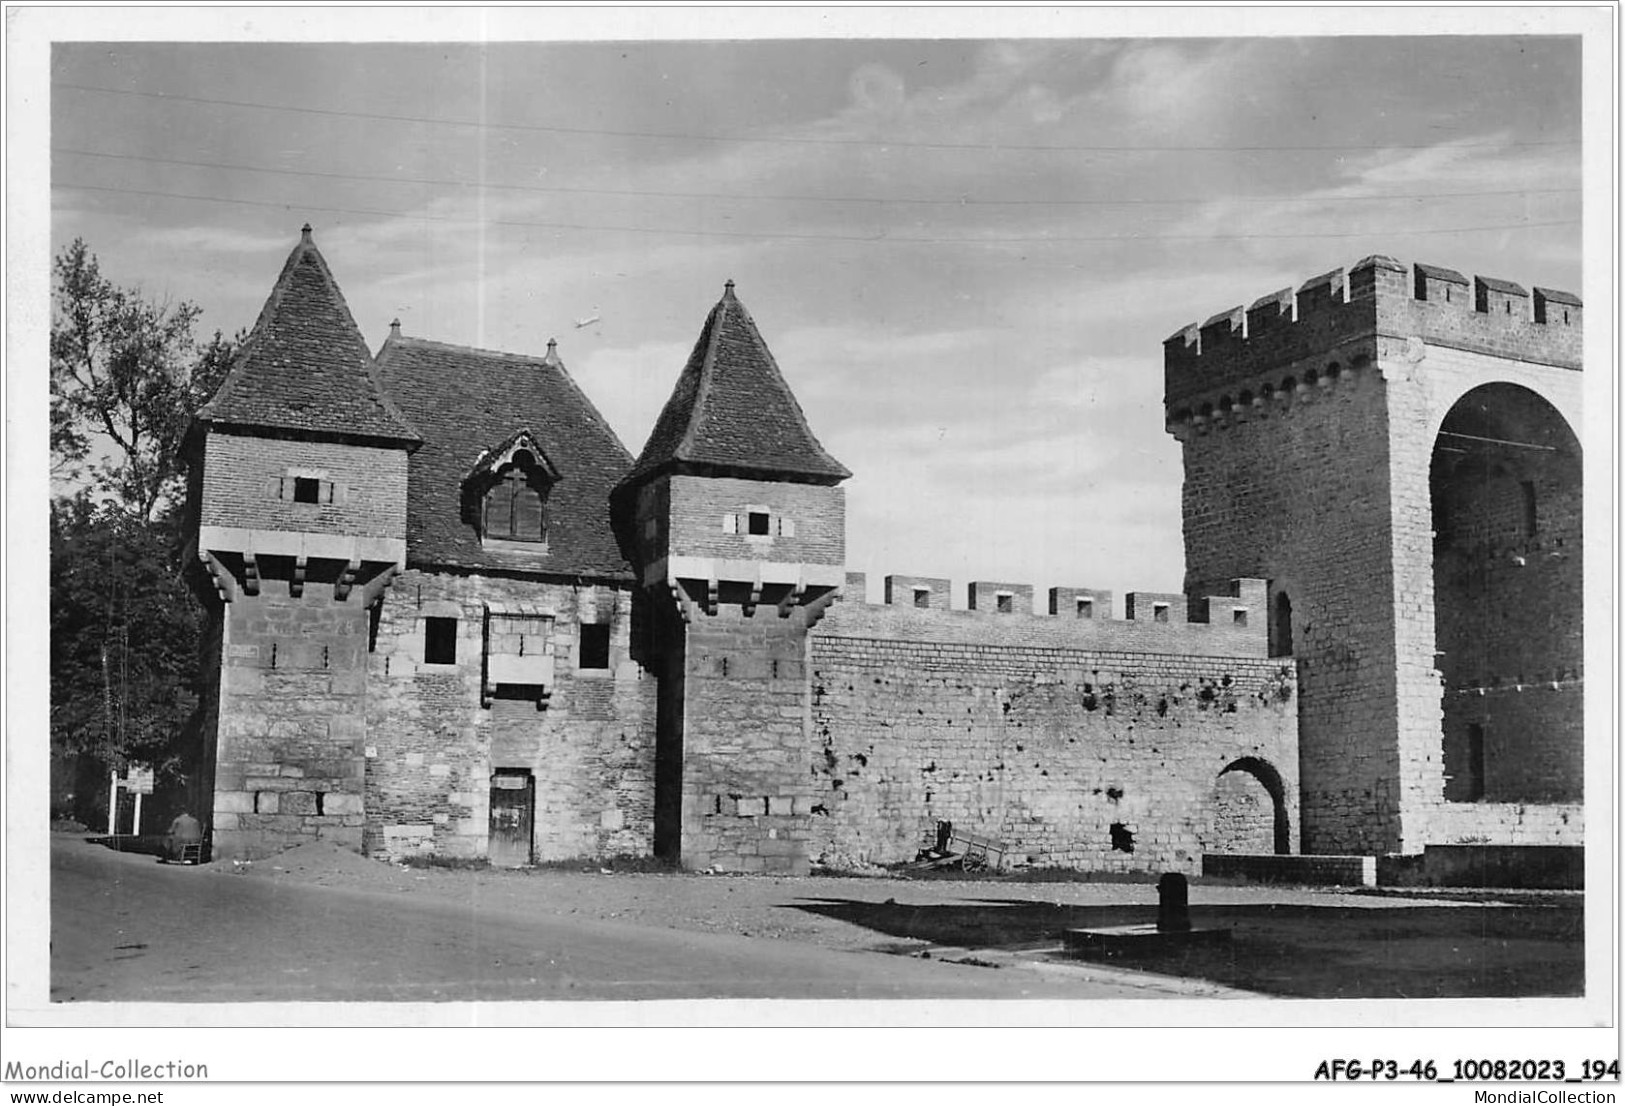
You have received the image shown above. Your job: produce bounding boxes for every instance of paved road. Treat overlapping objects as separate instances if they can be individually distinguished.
[50,836,1168,1002]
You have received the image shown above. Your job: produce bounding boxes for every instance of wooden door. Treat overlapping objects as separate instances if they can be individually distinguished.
[488,771,534,867]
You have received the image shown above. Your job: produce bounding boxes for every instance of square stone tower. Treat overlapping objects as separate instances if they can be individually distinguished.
[1165,256,1581,855]
[186,226,421,860]
[613,281,849,874]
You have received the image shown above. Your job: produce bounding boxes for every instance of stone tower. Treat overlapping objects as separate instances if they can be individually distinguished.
[613,281,850,874]
[187,226,421,860]
[1164,257,1582,856]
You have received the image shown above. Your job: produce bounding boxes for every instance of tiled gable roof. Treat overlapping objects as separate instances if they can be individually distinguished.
[197,226,420,445]
[375,335,634,578]
[620,282,850,490]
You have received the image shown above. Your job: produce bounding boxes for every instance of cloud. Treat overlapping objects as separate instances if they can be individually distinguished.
[128,224,292,255]
[569,339,694,455]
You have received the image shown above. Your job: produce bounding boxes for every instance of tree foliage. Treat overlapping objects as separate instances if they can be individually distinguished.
[50,497,204,773]
[49,239,240,821]
[50,238,238,522]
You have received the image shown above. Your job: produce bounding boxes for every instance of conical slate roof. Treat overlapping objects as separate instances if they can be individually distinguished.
[620,282,850,489]
[196,226,420,445]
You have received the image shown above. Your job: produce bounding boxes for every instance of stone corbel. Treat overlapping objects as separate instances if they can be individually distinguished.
[334,557,361,602]
[242,552,260,597]
[291,555,308,598]
[359,564,399,608]
[667,582,696,624]
[777,580,806,619]
[197,548,236,603]
[801,587,841,630]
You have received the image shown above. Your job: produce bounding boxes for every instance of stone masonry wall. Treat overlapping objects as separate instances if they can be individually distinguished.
[210,582,371,860]
[806,598,1298,873]
[364,569,655,862]
[664,475,844,565]
[675,602,817,875]
[1173,363,1401,855]
[1433,436,1582,804]
[201,431,408,539]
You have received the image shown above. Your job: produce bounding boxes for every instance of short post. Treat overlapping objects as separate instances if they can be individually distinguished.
[1157,872,1191,932]
[107,771,118,836]
[132,791,144,837]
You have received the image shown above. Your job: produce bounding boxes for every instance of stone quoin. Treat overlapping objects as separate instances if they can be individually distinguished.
[184,231,1582,875]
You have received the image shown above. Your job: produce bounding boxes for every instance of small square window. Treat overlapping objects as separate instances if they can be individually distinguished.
[579,623,611,670]
[1152,603,1170,623]
[1232,608,1248,626]
[424,617,458,665]
[1076,598,1093,619]
[996,593,1013,613]
[747,511,771,536]
[913,588,931,609]
[293,476,321,504]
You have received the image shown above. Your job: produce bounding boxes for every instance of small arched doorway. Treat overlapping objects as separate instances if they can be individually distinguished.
[1211,757,1291,854]
[1430,384,1582,803]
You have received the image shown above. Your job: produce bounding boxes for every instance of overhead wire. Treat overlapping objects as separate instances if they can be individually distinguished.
[56,181,1580,244]
[54,82,1584,154]
[53,147,1585,210]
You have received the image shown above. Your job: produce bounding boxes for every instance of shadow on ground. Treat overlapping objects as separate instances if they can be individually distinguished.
[85,834,168,858]
[787,897,1583,999]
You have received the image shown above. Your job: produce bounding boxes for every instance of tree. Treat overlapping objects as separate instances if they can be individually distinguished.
[50,497,207,818]
[50,239,238,522]
[49,240,240,825]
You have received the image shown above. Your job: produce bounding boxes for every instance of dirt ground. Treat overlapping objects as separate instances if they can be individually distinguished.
[214,842,1420,951]
[205,842,1585,998]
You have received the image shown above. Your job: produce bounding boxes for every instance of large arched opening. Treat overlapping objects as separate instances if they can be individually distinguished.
[1211,756,1291,854]
[1430,383,1582,804]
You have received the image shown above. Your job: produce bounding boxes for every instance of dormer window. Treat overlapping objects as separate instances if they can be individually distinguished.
[464,432,560,550]
[484,451,549,543]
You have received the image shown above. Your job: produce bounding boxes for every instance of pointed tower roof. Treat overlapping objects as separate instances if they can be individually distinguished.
[620,281,850,489]
[196,225,420,445]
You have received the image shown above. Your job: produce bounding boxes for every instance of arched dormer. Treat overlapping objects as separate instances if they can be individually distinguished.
[463,430,559,549]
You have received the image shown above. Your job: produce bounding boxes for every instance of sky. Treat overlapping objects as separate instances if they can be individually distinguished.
[36,14,1591,605]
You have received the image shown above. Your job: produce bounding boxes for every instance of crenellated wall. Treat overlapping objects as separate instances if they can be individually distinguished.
[1167,256,1583,856]
[805,580,1297,872]
[1165,256,1580,415]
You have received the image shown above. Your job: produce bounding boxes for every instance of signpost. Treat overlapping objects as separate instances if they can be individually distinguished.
[108,765,155,835]
[125,766,153,835]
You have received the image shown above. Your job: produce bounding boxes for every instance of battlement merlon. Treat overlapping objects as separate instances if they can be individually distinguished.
[865,574,1266,628]
[823,577,1273,657]
[1164,256,1581,410]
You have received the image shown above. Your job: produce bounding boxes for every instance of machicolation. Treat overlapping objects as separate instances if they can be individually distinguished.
[1164,255,1581,424]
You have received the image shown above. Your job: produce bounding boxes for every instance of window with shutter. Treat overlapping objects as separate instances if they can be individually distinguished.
[483,451,549,542]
